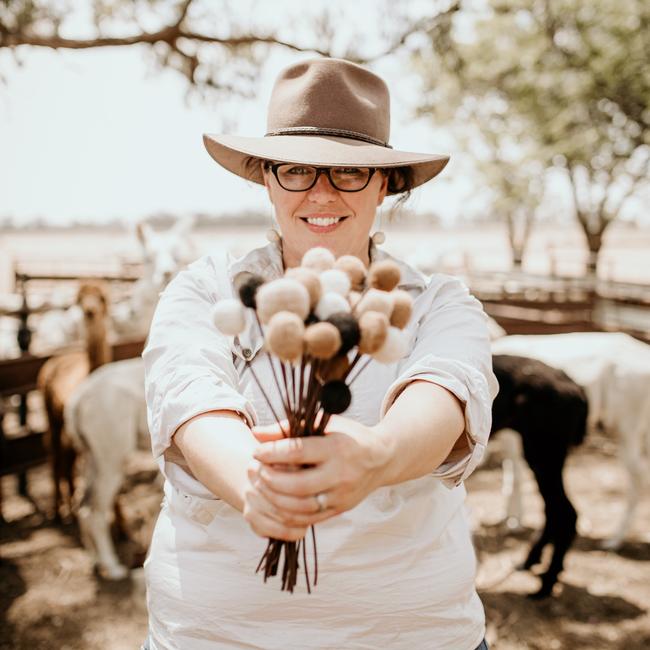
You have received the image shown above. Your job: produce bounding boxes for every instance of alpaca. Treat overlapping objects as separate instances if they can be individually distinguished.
[65,357,151,580]
[111,217,195,340]
[37,282,112,520]
[491,354,588,599]
[492,332,650,549]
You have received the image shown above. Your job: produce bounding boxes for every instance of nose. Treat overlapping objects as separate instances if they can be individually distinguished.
[306,171,338,203]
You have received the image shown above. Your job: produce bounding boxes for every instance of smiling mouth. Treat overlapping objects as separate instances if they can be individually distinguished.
[300,216,348,226]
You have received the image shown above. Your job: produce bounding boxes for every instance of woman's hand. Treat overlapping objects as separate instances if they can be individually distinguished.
[246,416,388,532]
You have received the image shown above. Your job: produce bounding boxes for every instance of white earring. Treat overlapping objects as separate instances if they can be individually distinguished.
[266,228,281,244]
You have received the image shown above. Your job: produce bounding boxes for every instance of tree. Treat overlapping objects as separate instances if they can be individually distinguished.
[414,0,650,274]
[1,0,458,98]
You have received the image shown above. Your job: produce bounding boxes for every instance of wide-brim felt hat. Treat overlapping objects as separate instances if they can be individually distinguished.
[203,58,449,195]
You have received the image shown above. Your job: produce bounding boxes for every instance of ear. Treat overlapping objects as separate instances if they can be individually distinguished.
[376,172,389,206]
[172,215,195,238]
[136,221,153,246]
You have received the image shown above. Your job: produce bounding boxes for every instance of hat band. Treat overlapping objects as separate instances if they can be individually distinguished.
[265,126,392,149]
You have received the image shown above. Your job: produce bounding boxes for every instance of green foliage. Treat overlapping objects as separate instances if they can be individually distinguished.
[414,0,650,268]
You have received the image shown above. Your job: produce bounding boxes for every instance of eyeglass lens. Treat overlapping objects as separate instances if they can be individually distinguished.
[275,164,372,192]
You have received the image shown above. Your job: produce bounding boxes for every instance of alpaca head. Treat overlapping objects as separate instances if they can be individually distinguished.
[136,217,196,291]
[77,282,109,325]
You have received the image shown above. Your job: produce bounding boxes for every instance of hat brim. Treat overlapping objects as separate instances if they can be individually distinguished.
[203,134,449,195]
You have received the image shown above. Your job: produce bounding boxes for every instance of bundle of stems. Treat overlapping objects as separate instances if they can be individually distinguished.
[247,335,368,593]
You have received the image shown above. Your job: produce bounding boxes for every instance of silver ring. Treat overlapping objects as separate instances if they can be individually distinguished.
[315,492,327,513]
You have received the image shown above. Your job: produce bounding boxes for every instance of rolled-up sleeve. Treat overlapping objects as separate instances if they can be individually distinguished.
[380,274,498,488]
[143,256,257,460]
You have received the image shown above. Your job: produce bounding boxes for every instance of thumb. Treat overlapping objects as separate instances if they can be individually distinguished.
[251,419,289,442]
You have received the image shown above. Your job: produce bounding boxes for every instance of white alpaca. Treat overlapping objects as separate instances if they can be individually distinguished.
[65,357,152,580]
[491,332,650,548]
[112,217,196,340]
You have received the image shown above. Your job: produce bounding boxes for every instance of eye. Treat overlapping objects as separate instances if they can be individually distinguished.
[337,167,365,176]
[285,165,313,176]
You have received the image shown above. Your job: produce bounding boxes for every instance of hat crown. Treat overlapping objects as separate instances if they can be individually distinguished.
[266,58,391,147]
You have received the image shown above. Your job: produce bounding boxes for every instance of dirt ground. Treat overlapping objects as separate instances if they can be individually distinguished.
[1,434,648,650]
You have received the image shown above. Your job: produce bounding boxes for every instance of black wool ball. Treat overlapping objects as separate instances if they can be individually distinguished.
[325,312,360,354]
[235,273,265,309]
[320,380,352,415]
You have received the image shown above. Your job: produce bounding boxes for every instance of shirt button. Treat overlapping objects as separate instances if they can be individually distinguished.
[242,348,252,359]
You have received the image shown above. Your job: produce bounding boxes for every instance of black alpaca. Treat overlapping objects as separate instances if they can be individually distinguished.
[491,354,588,599]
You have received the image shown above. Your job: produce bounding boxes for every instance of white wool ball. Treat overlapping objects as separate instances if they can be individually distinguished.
[212,299,246,335]
[319,269,351,297]
[372,326,408,363]
[301,247,336,272]
[315,292,351,320]
[355,288,394,318]
[256,278,311,324]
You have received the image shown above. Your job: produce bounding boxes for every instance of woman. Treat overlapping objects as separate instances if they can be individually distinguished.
[143,58,497,649]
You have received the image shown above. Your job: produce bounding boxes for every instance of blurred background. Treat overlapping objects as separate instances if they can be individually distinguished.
[1,1,648,648]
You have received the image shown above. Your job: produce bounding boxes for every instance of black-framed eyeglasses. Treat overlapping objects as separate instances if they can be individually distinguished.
[265,162,377,192]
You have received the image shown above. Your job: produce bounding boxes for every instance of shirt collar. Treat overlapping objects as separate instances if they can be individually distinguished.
[228,238,427,292]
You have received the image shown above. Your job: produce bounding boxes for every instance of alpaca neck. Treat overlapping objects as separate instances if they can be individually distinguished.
[85,318,111,371]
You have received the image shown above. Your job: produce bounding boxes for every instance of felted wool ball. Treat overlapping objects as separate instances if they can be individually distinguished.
[301,247,336,272]
[266,311,305,362]
[334,255,366,291]
[355,288,394,318]
[348,290,362,309]
[368,260,401,291]
[326,313,360,354]
[358,311,389,354]
[235,272,265,309]
[256,278,310,324]
[318,354,351,382]
[320,380,352,414]
[319,269,351,297]
[390,290,413,329]
[372,326,408,363]
[285,267,322,309]
[315,292,351,320]
[212,299,246,336]
[304,322,341,359]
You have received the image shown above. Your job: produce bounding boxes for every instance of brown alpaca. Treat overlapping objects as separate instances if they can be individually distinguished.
[37,282,112,521]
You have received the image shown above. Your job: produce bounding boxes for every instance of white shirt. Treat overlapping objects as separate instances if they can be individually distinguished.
[143,241,498,650]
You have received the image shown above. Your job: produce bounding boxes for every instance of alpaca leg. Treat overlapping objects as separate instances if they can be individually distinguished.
[500,429,524,529]
[81,468,129,580]
[526,450,577,598]
[603,431,645,550]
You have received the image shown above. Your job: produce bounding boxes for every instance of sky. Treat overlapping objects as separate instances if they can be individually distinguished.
[0,0,490,226]
[0,0,644,227]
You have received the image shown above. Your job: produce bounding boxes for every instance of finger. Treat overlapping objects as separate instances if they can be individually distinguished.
[251,420,290,442]
[247,510,308,542]
[258,463,333,498]
[253,436,330,466]
[254,477,322,515]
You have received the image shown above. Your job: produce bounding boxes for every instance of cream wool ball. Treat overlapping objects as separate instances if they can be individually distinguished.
[266,312,305,362]
[212,299,246,336]
[334,255,366,291]
[256,278,310,324]
[355,288,394,318]
[304,322,341,359]
[390,290,413,329]
[358,310,389,354]
[372,326,408,363]
[368,260,401,292]
[319,269,351,297]
[301,247,336,272]
[315,292,351,320]
[349,290,362,309]
[285,267,322,308]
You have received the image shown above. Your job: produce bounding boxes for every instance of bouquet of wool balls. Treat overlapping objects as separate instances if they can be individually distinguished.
[212,246,413,593]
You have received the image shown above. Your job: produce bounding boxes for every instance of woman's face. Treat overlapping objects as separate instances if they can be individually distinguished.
[262,163,389,267]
